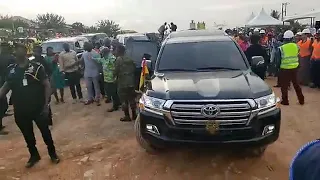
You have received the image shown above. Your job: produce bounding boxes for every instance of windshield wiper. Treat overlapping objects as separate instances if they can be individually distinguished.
[158,68,196,72]
[196,67,241,71]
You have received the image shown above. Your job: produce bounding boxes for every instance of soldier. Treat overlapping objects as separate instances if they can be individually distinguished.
[114,45,137,121]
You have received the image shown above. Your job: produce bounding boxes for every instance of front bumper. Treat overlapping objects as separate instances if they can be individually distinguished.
[139,107,281,147]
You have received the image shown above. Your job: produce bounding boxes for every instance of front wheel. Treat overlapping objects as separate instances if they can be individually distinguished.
[134,115,165,154]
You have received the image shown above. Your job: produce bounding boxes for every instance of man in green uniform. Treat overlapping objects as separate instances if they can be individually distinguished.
[0,44,59,168]
[114,45,137,121]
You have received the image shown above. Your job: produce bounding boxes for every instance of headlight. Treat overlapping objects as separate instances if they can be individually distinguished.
[254,93,277,109]
[139,94,166,110]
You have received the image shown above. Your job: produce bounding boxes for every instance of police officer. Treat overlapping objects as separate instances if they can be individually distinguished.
[114,45,137,121]
[277,30,304,105]
[0,44,59,168]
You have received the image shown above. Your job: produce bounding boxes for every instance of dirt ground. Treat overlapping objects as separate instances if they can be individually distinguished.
[0,78,319,180]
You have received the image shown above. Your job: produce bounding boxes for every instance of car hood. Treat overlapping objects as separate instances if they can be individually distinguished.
[146,70,272,100]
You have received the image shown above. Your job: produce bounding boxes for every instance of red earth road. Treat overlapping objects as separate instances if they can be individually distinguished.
[0,78,319,180]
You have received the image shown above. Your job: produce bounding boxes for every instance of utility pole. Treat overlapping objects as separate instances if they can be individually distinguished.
[281,2,289,25]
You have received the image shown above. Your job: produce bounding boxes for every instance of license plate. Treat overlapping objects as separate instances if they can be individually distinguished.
[205,120,220,134]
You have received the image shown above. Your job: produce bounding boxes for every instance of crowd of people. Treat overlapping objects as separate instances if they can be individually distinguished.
[1,24,320,178]
[230,28,320,105]
[231,27,320,179]
[0,38,139,168]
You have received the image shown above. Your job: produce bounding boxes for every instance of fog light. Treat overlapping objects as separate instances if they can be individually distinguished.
[146,124,160,135]
[262,125,275,136]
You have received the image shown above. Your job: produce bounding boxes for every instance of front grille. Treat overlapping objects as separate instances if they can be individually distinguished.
[170,100,252,127]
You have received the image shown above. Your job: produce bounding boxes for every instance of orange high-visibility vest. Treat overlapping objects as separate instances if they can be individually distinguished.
[298,39,312,57]
[311,40,320,60]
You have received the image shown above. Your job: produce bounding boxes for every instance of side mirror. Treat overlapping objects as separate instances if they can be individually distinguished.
[251,56,265,67]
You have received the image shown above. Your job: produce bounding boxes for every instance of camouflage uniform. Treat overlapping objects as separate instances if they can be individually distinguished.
[114,55,137,121]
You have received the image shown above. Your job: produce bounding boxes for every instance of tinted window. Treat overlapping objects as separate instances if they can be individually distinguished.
[126,41,158,68]
[41,42,74,54]
[157,41,247,71]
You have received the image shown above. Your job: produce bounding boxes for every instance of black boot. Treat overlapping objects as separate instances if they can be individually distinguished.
[25,147,41,168]
[120,108,131,122]
[48,146,60,164]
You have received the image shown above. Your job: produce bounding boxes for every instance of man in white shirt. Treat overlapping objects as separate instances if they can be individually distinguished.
[58,43,83,104]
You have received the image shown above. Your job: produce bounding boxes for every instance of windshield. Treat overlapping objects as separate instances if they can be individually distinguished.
[157,41,248,71]
[41,42,74,54]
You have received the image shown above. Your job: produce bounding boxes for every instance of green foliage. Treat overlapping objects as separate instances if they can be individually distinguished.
[1,13,124,38]
[87,26,98,33]
[0,15,29,30]
[270,10,281,20]
[96,20,121,37]
[35,13,66,29]
[288,20,305,33]
[71,22,85,32]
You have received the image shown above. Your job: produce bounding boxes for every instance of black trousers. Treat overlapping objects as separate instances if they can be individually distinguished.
[15,112,56,156]
[0,97,8,127]
[65,71,83,99]
[310,60,320,87]
[279,68,304,104]
[48,97,53,126]
[99,73,105,96]
[104,82,120,108]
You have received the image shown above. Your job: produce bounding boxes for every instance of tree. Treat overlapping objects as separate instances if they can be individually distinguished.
[71,22,85,32]
[87,26,98,33]
[35,13,66,29]
[270,10,281,20]
[288,20,305,33]
[0,15,29,30]
[96,20,121,37]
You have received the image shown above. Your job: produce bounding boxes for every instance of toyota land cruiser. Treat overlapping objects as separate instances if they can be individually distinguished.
[134,30,281,156]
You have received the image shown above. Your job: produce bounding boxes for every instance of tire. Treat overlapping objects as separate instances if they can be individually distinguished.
[249,146,267,157]
[134,114,164,153]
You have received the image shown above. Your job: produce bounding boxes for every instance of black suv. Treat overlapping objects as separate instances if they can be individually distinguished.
[134,30,281,156]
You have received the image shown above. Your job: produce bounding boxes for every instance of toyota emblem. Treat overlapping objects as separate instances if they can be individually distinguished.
[201,104,220,118]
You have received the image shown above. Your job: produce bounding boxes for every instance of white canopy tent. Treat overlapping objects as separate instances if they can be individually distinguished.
[246,8,283,27]
[245,12,256,23]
